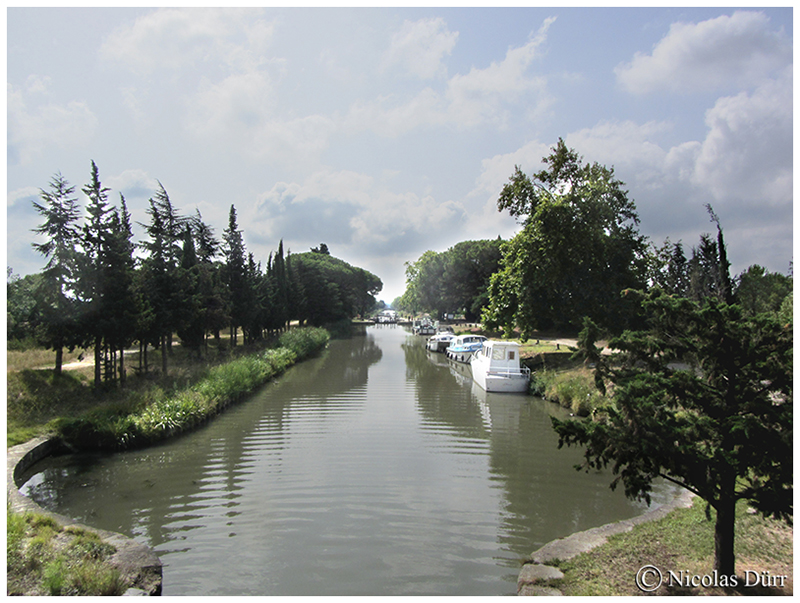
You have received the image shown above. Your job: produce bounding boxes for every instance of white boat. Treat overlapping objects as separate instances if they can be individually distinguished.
[426,328,456,352]
[445,334,487,363]
[470,340,531,393]
[412,319,436,336]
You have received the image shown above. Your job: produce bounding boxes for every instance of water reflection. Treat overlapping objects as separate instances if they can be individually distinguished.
[20,326,674,596]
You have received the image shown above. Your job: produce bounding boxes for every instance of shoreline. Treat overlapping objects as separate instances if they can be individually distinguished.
[517,488,695,595]
[7,435,163,596]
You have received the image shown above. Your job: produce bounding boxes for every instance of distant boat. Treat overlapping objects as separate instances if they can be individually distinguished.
[470,340,530,393]
[445,334,487,363]
[412,319,436,336]
[426,328,456,352]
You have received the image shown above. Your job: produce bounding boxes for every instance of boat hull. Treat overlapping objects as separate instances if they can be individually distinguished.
[445,347,479,363]
[472,369,530,393]
[470,350,530,393]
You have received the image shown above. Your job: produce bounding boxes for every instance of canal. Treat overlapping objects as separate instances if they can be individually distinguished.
[20,325,675,596]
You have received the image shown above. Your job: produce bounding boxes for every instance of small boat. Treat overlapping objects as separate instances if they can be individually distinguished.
[426,328,456,352]
[412,319,436,336]
[470,340,531,393]
[445,334,487,363]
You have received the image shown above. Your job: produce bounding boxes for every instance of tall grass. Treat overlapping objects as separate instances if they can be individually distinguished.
[531,368,605,417]
[54,327,329,451]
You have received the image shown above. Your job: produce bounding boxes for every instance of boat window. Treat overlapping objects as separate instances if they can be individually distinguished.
[492,347,504,360]
[508,351,515,360]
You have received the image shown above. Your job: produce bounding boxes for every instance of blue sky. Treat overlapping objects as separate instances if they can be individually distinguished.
[7,7,793,303]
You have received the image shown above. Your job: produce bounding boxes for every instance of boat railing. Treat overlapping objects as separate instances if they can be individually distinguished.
[486,366,531,377]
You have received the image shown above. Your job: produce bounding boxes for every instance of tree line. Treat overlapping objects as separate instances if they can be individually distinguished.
[403,139,788,580]
[399,140,791,337]
[9,162,382,386]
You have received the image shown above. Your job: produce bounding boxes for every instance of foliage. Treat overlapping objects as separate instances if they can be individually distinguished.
[30,172,83,372]
[399,239,502,320]
[7,270,44,343]
[482,139,647,337]
[533,368,605,417]
[278,326,330,359]
[735,264,792,319]
[20,165,377,381]
[553,288,793,576]
[55,327,329,451]
[291,251,382,326]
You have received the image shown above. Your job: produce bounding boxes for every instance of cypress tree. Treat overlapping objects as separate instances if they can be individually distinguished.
[222,205,247,347]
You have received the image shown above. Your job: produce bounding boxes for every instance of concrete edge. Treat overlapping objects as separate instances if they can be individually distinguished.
[518,488,695,595]
[7,436,163,596]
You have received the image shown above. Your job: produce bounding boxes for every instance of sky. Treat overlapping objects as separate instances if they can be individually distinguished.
[6,7,794,304]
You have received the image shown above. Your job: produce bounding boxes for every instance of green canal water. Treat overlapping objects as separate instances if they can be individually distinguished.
[20,325,675,596]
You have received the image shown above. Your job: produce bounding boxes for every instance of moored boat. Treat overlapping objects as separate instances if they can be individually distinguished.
[445,334,487,363]
[470,340,530,393]
[412,319,436,336]
[426,327,456,352]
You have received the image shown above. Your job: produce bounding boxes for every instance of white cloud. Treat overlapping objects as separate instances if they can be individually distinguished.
[7,186,40,209]
[446,17,555,127]
[100,8,274,75]
[7,83,98,166]
[185,71,277,137]
[344,88,444,137]
[253,169,467,255]
[183,72,336,165]
[345,17,555,136]
[616,11,791,95]
[692,68,792,207]
[382,17,458,79]
[106,169,160,199]
[567,120,672,189]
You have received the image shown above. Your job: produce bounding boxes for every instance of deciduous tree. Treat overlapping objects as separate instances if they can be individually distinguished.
[482,139,647,337]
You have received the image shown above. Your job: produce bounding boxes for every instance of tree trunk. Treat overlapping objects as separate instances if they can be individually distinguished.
[119,345,126,386]
[713,495,736,577]
[161,334,168,376]
[94,337,102,388]
[54,346,63,375]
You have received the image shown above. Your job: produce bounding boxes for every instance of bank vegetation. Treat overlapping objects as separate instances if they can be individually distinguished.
[9,327,329,451]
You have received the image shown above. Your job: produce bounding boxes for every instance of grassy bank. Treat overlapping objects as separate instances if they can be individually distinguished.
[548,497,793,595]
[7,508,127,595]
[529,367,604,417]
[8,327,329,450]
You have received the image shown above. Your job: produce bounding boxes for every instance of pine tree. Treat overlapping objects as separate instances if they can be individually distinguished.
[80,160,112,387]
[140,196,179,375]
[101,195,138,385]
[31,172,82,373]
